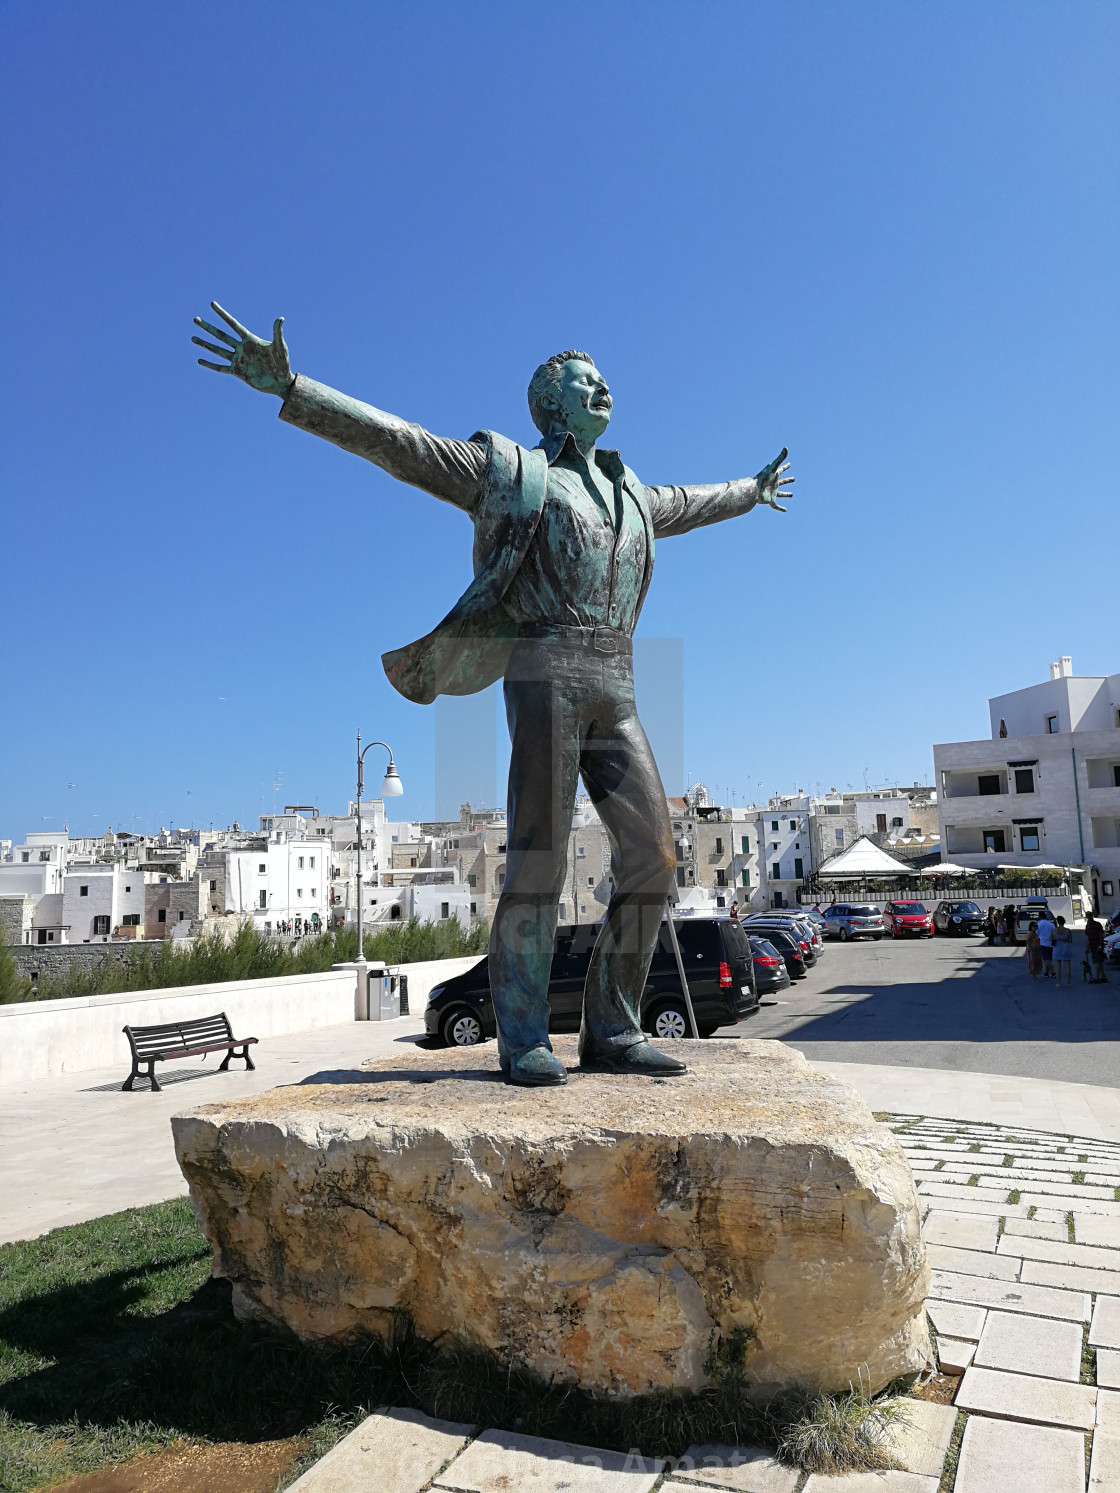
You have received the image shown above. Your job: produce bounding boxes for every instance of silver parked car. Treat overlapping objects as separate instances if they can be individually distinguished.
[823,903,886,941]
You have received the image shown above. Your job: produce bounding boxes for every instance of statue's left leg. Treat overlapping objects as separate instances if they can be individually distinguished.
[577,653,678,1070]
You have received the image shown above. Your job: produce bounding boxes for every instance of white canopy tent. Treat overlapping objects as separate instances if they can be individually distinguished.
[817,837,917,880]
[918,862,978,877]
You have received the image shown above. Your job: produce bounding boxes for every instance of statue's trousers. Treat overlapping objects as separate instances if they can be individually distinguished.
[487,627,676,1063]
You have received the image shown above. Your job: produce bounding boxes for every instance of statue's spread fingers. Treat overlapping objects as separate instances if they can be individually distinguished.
[192,336,233,358]
[211,301,251,337]
[772,446,789,466]
[198,358,233,373]
[194,317,237,347]
[272,316,286,347]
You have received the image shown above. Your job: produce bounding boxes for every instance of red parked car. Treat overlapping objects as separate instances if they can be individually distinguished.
[883,900,933,937]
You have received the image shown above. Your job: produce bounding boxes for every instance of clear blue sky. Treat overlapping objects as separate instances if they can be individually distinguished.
[2,1,1116,839]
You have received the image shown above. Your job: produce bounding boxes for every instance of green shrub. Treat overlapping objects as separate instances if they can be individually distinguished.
[0,941,30,1005]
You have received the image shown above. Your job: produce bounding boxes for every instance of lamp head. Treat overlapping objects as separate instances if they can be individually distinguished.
[380,760,404,797]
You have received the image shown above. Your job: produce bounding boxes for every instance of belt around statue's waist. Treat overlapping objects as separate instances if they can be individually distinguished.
[515,623,632,655]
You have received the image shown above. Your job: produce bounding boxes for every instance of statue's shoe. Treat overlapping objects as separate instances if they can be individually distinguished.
[578,1040,688,1077]
[502,1045,568,1087]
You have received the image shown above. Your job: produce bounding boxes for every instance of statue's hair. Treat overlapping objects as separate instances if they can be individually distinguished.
[527,350,596,435]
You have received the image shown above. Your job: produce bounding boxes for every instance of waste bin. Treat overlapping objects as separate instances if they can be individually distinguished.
[362,963,400,1022]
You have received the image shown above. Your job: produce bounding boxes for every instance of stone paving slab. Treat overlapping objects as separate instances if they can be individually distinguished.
[671,1444,799,1490]
[997,1234,1120,1270]
[973,1309,1083,1381]
[287,1407,472,1492]
[1099,1348,1120,1389]
[1092,1297,1120,1349]
[929,1269,1090,1321]
[925,1243,1021,1280]
[926,1301,987,1341]
[882,1398,957,1477]
[1022,1258,1120,1295]
[921,1211,999,1251]
[1077,1214,1120,1247]
[954,1415,1086,1493]
[432,1429,663,1492]
[917,1182,1019,1205]
[1100,1388,1120,1427]
[936,1336,975,1372]
[918,1195,1030,1220]
[956,1365,1096,1430]
[980,1176,1118,1200]
[1089,1428,1120,1492]
[1020,1193,1120,1217]
[1001,1217,1070,1241]
[799,1473,937,1491]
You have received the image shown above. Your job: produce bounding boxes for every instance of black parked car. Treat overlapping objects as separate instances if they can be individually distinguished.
[425,917,759,1047]
[745,918,817,969]
[748,935,792,997]
[932,900,987,936]
[746,925,807,979]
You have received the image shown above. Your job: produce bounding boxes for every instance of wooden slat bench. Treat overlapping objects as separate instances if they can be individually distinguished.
[121,1012,258,1092]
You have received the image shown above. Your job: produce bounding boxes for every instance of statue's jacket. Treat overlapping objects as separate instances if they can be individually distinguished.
[279,375,759,704]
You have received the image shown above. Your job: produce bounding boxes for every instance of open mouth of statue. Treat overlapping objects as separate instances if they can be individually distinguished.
[591,394,612,412]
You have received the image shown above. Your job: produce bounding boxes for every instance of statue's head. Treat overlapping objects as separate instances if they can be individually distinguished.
[527,351,612,443]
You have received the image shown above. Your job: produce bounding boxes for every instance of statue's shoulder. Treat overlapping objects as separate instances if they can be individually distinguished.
[469,430,547,493]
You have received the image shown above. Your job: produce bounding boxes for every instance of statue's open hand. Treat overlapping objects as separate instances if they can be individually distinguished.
[192,302,294,398]
[754,448,794,512]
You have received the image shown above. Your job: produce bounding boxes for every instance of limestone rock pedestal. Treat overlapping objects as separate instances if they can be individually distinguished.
[172,1037,931,1398]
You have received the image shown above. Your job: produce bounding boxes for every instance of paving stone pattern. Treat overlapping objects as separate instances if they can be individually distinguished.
[291,1114,1120,1492]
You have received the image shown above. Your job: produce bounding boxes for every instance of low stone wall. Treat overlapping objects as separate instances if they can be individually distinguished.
[0,969,358,1087]
[12,942,166,982]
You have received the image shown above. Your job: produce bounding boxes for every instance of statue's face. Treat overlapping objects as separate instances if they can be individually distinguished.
[547,359,613,442]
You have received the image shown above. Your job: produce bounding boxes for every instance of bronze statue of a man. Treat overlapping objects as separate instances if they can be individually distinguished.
[194,305,792,1086]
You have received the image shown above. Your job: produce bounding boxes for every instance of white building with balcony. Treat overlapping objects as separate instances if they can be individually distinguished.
[934,658,1120,916]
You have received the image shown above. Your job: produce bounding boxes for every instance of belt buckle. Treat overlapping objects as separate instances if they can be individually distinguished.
[593,626,616,654]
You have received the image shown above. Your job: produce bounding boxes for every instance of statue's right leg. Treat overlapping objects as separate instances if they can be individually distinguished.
[488,648,582,1086]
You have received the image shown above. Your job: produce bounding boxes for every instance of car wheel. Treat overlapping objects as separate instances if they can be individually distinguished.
[839,927,850,942]
[650,1001,690,1039]
[441,1008,483,1047]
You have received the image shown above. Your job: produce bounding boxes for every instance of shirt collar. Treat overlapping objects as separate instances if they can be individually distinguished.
[538,430,625,481]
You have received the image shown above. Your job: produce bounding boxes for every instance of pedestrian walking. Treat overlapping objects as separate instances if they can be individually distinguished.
[1037,910,1055,976]
[1004,903,1018,946]
[985,908,998,947]
[1026,921,1043,982]
[1052,916,1074,987]
[995,912,1007,946]
[729,900,739,922]
[1086,915,1108,983]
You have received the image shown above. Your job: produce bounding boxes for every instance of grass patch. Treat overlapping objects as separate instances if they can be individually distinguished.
[1027,1204,1037,1219]
[933,1160,946,1172]
[967,1175,980,1187]
[0,1202,914,1493]
[968,1143,981,1154]
[1067,1212,1076,1243]
[1072,1171,1087,1185]
[1002,1155,1013,1168]
[938,1410,967,1491]
[1081,1325,1097,1386]
[1007,1189,1022,1205]
[8,918,489,1005]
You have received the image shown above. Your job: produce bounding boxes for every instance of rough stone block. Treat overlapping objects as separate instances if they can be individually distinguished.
[431,1429,662,1491]
[1097,1348,1120,1389]
[954,1415,1086,1493]
[672,1444,799,1490]
[925,1244,1020,1280]
[1091,1295,1120,1350]
[1076,1214,1120,1248]
[935,1337,974,1373]
[956,1365,1096,1430]
[286,1407,471,1492]
[173,1038,931,1398]
[882,1398,956,1477]
[974,1310,1083,1382]
[929,1270,1089,1322]
[921,1211,998,1252]
[926,1301,986,1341]
[1090,1429,1120,1491]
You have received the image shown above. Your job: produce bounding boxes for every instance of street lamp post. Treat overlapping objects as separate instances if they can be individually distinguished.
[354,732,404,967]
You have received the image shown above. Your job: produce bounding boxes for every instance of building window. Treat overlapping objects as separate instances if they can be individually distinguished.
[742,870,750,887]
[676,867,685,887]
[94,915,111,934]
[296,888,302,898]
[771,820,778,832]
[311,887,316,898]
[741,835,750,854]
[716,869,727,887]
[978,775,1001,796]
[577,846,586,857]
[178,910,186,921]
[1113,765,1120,788]
[497,842,507,853]
[209,880,217,891]
[789,821,797,832]
[410,857,417,867]
[794,857,804,879]
[891,817,903,827]
[1020,828,1040,852]
[259,890,267,909]
[835,829,844,845]
[772,861,781,880]
[21,852,29,863]
[1103,881,1114,897]
[309,856,315,869]
[470,902,477,915]
[983,830,1006,853]
[441,902,450,919]
[467,873,476,887]
[298,857,304,870]
[1047,715,1059,734]
[876,814,888,832]
[122,913,140,926]
[258,863,266,873]
[80,885,88,897]
[715,837,723,855]
[587,876,595,886]
[1014,768,1035,794]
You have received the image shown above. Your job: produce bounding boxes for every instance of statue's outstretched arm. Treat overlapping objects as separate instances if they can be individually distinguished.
[192,303,485,515]
[647,448,793,538]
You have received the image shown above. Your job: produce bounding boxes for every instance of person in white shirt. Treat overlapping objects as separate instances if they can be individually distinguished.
[1051,916,1074,987]
[1037,912,1055,977]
